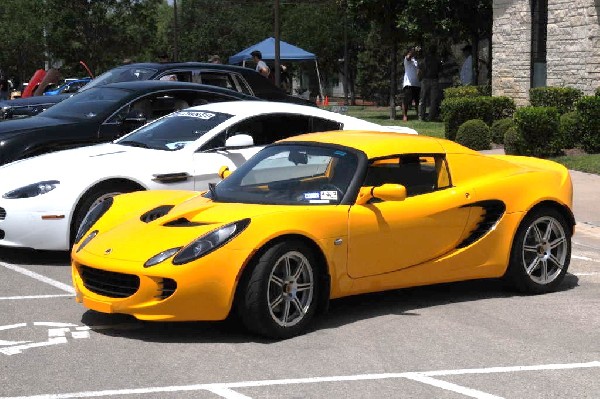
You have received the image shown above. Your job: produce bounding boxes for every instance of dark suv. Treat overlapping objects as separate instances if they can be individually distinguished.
[0,62,313,119]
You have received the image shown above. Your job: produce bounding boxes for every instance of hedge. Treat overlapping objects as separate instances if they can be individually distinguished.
[514,106,561,157]
[558,111,582,149]
[443,85,491,99]
[455,119,491,150]
[440,96,515,140]
[529,87,583,114]
[491,118,515,145]
[504,126,529,156]
[596,87,600,97]
[576,95,600,153]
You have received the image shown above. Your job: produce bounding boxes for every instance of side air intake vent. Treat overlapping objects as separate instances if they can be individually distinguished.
[140,205,174,223]
[458,200,506,248]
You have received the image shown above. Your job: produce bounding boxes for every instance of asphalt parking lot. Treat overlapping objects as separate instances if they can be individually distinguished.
[0,170,599,399]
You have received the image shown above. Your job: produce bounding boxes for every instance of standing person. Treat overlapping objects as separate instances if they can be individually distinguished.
[0,70,8,101]
[418,44,441,121]
[251,50,270,78]
[208,55,222,64]
[401,46,420,122]
[460,45,474,85]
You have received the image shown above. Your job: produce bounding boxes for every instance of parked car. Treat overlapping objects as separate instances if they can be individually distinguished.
[0,80,258,166]
[0,101,416,251]
[70,130,574,338]
[43,78,93,96]
[0,62,313,119]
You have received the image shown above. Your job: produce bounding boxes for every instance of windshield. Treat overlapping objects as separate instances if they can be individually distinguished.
[116,110,232,151]
[212,144,359,205]
[41,87,131,120]
[78,67,157,92]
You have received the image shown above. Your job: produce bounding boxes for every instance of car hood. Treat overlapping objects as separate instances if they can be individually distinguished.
[0,115,73,137]
[0,143,187,192]
[0,94,69,108]
[78,191,326,263]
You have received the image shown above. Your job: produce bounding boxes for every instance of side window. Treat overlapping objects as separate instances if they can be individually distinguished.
[200,132,226,151]
[232,75,253,95]
[157,71,192,82]
[363,154,451,197]
[197,72,236,91]
[225,114,313,146]
[106,91,193,124]
[310,117,343,132]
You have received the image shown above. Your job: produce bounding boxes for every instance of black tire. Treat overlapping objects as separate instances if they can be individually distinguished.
[70,182,140,245]
[505,206,571,294]
[238,240,321,339]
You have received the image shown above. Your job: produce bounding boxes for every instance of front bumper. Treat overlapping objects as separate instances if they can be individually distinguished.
[71,246,251,321]
[0,202,70,250]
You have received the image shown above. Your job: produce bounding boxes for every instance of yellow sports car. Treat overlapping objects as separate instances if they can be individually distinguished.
[71,131,574,338]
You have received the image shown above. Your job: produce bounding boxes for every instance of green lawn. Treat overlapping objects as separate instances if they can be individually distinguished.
[343,105,599,175]
[344,106,445,138]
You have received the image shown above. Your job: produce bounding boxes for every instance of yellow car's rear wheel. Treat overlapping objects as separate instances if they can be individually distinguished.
[507,207,571,294]
[239,240,319,339]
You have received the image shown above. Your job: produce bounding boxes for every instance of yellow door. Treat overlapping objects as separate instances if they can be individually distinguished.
[347,187,473,278]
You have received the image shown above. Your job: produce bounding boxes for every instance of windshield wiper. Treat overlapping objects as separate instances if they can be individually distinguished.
[118,140,149,148]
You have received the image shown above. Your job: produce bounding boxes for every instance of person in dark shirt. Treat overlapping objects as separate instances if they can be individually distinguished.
[417,44,441,122]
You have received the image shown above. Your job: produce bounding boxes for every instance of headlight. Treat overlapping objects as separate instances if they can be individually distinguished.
[144,247,182,268]
[74,197,114,244]
[172,218,250,265]
[3,180,60,199]
[75,230,98,253]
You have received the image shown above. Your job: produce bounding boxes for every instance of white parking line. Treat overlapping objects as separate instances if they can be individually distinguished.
[0,294,74,301]
[0,262,74,294]
[1,360,598,399]
[572,255,600,263]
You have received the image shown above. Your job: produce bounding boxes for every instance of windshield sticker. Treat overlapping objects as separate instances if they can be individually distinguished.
[320,191,338,200]
[309,199,330,204]
[172,111,216,120]
[334,150,347,156]
[304,192,320,200]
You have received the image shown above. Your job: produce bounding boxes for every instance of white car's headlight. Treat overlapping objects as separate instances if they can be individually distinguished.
[3,180,60,199]
[172,219,251,265]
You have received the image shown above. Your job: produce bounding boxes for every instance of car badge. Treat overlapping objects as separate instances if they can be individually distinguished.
[104,248,112,255]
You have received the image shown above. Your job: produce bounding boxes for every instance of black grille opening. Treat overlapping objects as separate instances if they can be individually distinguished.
[79,266,140,298]
[156,278,177,300]
[0,207,6,220]
[140,205,174,223]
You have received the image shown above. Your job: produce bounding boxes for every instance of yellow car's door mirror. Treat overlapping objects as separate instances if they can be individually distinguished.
[356,184,407,205]
[218,165,231,180]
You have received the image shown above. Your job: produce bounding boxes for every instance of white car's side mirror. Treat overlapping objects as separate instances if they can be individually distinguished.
[225,134,254,148]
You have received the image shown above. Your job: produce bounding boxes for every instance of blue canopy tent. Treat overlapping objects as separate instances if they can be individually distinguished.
[228,37,324,100]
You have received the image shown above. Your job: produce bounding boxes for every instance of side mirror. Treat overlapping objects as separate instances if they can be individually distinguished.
[225,134,254,149]
[218,165,231,180]
[355,184,407,205]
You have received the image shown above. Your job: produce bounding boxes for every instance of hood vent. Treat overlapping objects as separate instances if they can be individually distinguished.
[163,217,208,227]
[140,205,174,223]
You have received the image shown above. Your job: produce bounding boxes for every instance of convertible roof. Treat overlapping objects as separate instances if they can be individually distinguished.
[279,131,473,159]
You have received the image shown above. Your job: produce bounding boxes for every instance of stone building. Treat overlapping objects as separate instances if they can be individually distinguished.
[492,0,600,105]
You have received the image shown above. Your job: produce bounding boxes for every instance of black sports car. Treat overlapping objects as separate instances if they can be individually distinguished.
[0,80,257,166]
[0,62,313,119]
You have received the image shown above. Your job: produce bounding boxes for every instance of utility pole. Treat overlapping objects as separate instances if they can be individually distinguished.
[274,0,281,87]
[173,0,179,61]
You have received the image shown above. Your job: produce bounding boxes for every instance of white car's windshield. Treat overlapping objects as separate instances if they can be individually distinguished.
[116,110,232,151]
[211,144,359,205]
[78,67,157,92]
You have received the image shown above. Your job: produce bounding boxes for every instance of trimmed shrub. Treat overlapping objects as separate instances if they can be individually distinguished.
[491,96,516,120]
[491,118,515,144]
[476,85,492,96]
[504,126,529,156]
[576,95,600,153]
[596,87,600,97]
[529,87,583,113]
[444,86,481,99]
[514,106,561,157]
[455,119,491,150]
[440,95,514,140]
[558,111,583,149]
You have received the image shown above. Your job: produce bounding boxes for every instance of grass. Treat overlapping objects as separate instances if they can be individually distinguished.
[343,106,445,138]
[551,154,600,175]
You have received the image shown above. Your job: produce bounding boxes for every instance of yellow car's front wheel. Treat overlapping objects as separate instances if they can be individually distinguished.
[238,240,320,339]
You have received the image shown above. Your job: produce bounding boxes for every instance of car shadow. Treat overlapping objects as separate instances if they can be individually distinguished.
[82,274,579,344]
[0,247,70,265]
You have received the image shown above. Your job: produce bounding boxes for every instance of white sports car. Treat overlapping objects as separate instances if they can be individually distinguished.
[0,101,416,250]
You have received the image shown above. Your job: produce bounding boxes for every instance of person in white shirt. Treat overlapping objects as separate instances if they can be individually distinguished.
[251,50,270,78]
[402,46,421,122]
